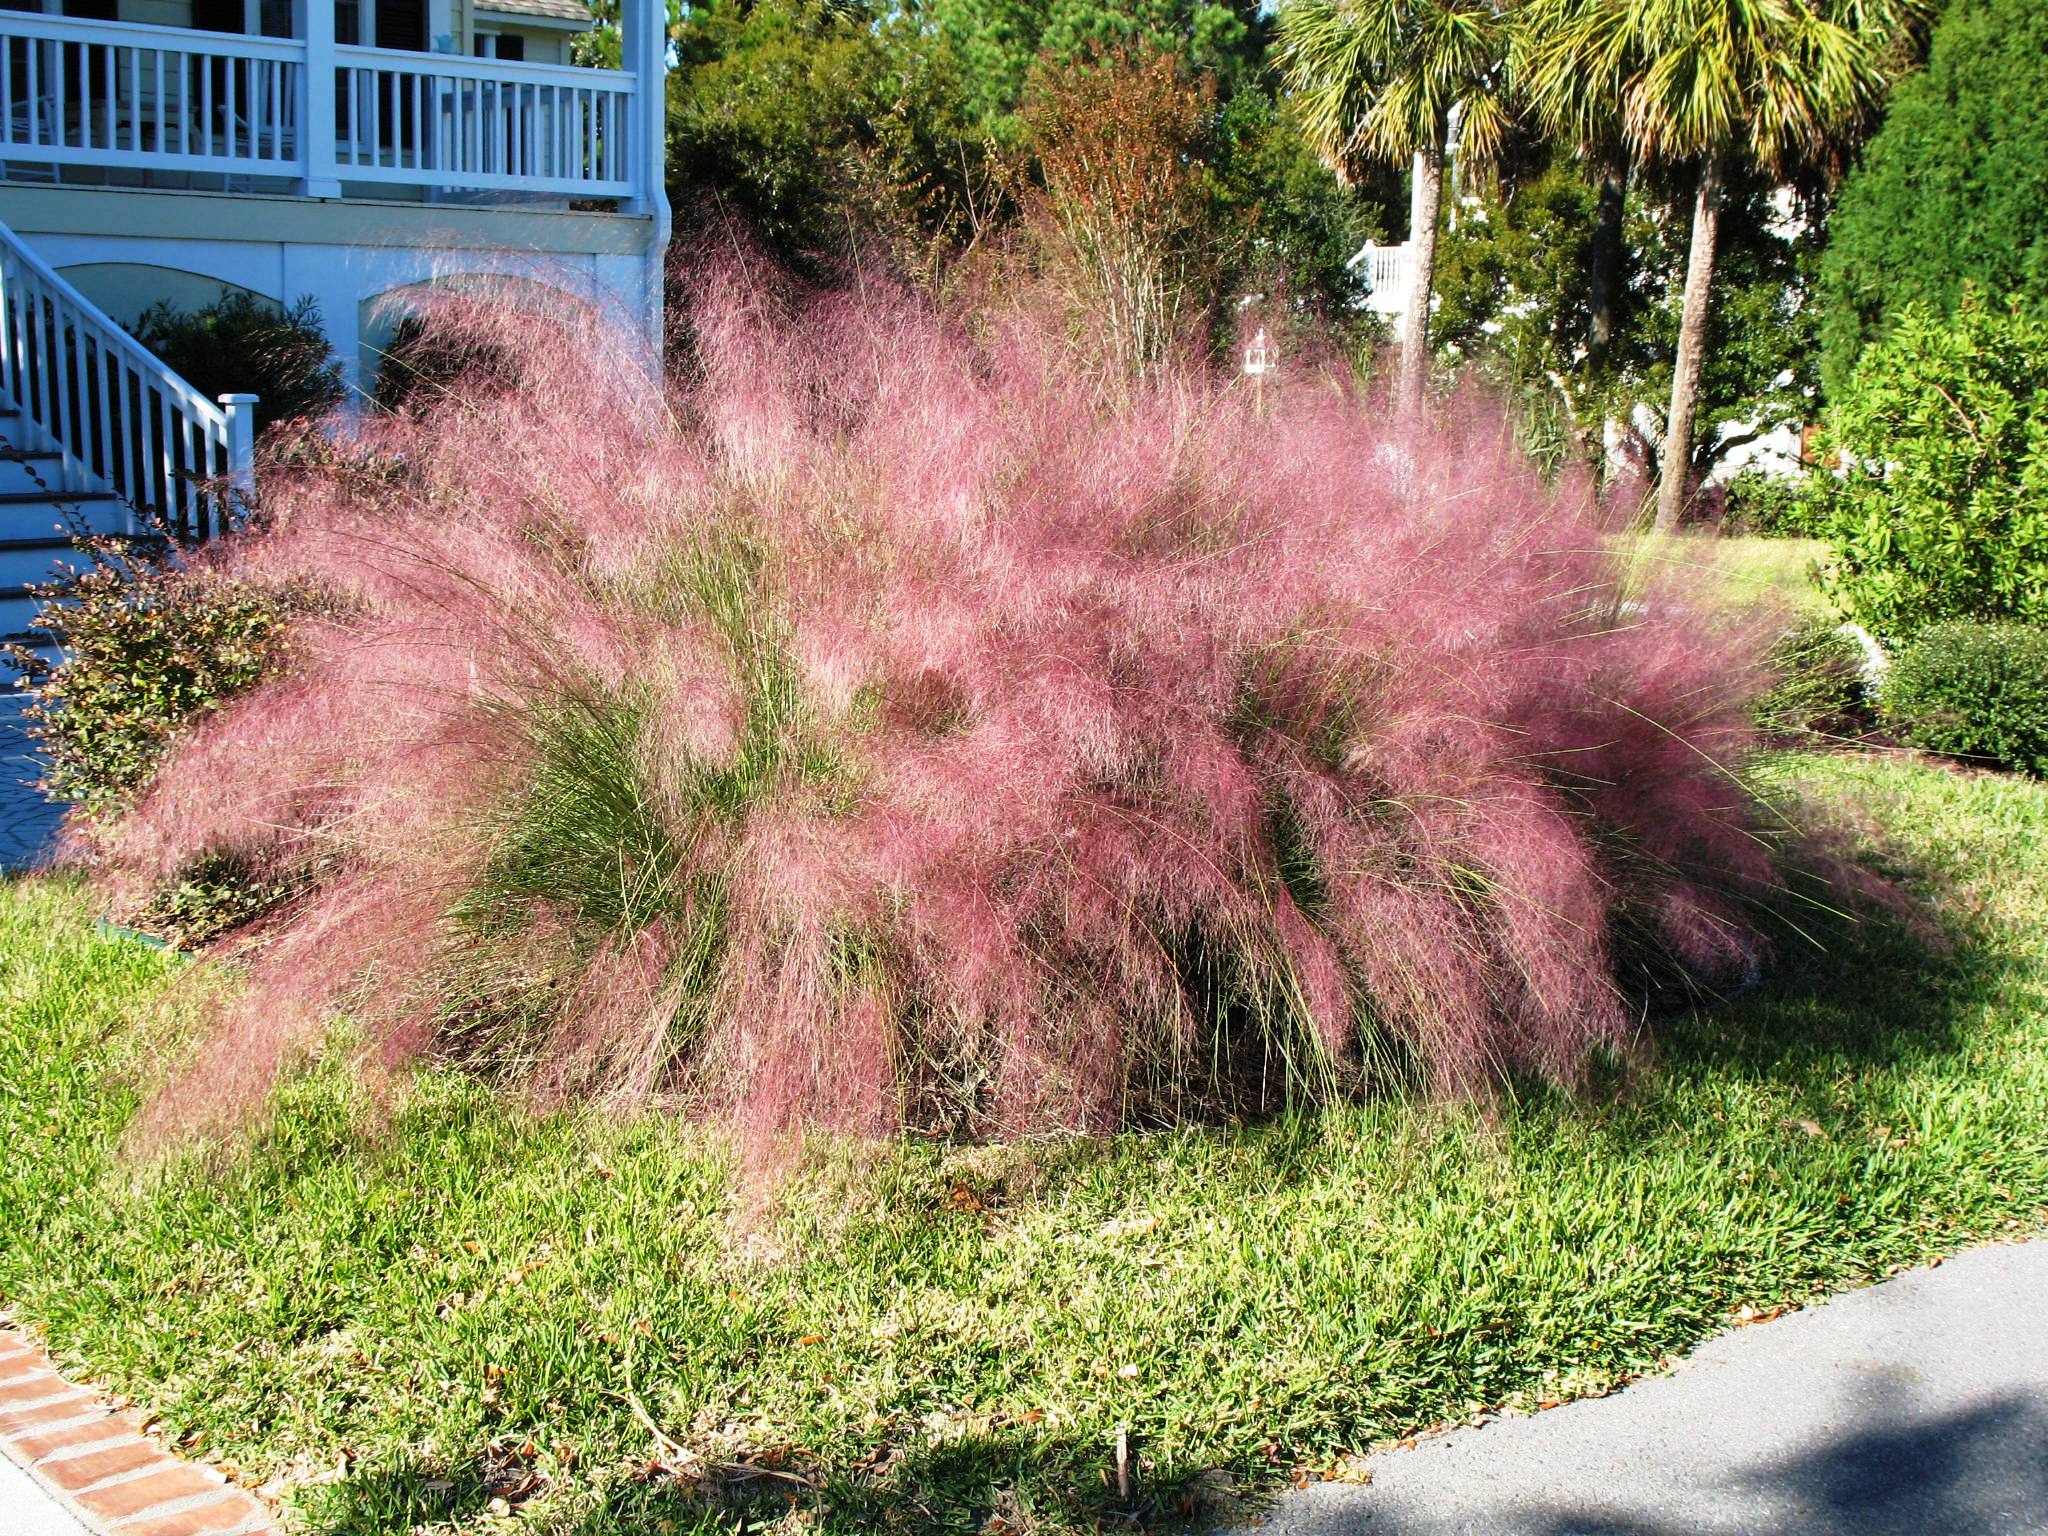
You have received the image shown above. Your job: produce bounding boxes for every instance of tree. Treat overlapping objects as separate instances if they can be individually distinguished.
[1522,0,1925,528]
[924,0,1267,144]
[1277,0,1516,409]
[660,0,992,280]
[1817,0,2048,394]
[1432,152,1818,479]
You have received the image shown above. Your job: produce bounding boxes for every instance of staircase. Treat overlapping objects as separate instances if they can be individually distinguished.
[0,408,128,644]
[0,217,256,868]
[0,400,123,867]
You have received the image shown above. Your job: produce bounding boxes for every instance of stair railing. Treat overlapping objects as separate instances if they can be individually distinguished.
[0,214,254,541]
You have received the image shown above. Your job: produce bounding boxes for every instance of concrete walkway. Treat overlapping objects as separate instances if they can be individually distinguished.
[1240,1240,2048,1536]
[0,1446,90,1536]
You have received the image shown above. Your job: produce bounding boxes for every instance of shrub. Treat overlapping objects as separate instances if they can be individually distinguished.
[1880,621,2048,776]
[1752,618,1869,739]
[131,293,346,433]
[1716,471,1815,538]
[100,272,1787,1156]
[1023,48,1218,381]
[4,543,295,825]
[1807,296,2048,643]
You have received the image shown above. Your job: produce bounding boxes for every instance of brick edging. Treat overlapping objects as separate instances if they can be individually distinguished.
[0,1326,277,1536]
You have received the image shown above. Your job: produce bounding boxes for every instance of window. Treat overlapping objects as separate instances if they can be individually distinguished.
[473,30,526,60]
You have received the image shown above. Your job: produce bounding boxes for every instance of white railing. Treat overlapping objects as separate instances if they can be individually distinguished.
[1352,241,1417,318]
[0,11,637,198]
[0,215,253,541]
[0,14,301,177]
[335,47,632,196]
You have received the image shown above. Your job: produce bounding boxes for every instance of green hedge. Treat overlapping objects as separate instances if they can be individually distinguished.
[1881,621,2048,777]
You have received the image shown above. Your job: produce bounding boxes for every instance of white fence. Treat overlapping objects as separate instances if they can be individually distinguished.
[0,16,301,175]
[0,11,637,198]
[0,214,251,540]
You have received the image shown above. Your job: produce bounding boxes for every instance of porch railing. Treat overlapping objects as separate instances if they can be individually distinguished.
[1352,241,1417,318]
[0,15,300,175]
[335,47,631,195]
[0,10,636,198]
[0,213,252,540]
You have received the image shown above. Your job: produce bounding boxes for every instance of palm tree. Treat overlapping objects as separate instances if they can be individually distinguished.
[1521,0,1926,528]
[1279,0,1517,409]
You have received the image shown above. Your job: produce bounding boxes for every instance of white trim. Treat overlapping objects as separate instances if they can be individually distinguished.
[472,9,590,31]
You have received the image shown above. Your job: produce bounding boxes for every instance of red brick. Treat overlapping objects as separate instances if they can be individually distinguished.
[0,1350,48,1383]
[75,1464,225,1523]
[0,1392,102,1433]
[38,1436,162,1491]
[122,1496,274,1536]
[0,1372,66,1405]
[10,1412,142,1461]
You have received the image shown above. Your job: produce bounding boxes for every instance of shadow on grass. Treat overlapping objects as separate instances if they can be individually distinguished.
[298,1426,1235,1535]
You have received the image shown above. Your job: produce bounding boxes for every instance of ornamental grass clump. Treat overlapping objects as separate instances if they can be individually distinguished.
[101,268,1786,1152]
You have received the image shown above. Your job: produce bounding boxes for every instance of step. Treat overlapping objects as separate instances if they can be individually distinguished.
[0,450,63,496]
[1,586,50,644]
[0,490,131,541]
[0,539,80,594]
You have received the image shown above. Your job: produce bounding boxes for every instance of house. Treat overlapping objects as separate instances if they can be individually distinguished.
[0,0,668,387]
[0,0,669,864]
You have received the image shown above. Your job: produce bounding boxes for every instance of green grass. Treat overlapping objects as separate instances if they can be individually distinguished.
[1630,533,1837,617]
[3,751,2046,1535]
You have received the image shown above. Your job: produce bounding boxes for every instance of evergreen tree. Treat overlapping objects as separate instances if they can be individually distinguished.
[1817,0,2048,393]
[926,0,1267,142]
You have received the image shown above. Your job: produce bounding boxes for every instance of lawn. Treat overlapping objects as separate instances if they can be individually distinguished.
[2,749,2046,1535]
[1631,532,1838,616]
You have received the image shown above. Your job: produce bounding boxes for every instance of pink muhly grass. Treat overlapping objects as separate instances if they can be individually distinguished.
[103,267,1791,1157]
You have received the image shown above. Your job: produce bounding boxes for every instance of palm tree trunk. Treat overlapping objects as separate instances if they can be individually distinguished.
[1399,133,1447,411]
[1587,143,1628,372]
[1654,158,1723,531]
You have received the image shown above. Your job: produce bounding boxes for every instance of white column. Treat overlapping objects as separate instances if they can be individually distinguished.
[293,0,341,197]
[620,0,665,220]
[619,0,671,356]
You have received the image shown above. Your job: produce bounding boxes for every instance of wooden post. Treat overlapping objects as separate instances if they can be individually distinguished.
[293,0,340,197]
[218,392,258,530]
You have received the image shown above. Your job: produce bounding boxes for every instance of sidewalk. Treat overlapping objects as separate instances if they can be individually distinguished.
[1238,1239,2048,1535]
[0,1447,89,1536]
